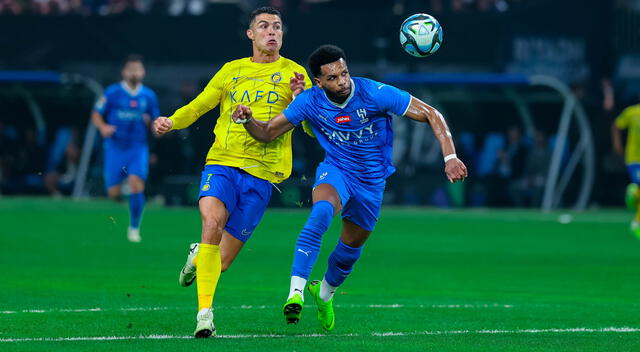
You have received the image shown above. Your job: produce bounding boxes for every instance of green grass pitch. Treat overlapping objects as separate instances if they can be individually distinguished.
[1,198,640,351]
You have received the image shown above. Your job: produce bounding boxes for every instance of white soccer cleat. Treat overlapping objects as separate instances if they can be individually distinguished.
[179,243,199,287]
[127,227,141,243]
[194,308,215,338]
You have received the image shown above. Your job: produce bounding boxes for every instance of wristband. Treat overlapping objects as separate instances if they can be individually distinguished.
[236,116,253,124]
[444,154,458,162]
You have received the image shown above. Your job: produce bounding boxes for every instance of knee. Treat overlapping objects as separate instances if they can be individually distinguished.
[202,216,224,236]
[309,200,335,233]
[128,177,145,193]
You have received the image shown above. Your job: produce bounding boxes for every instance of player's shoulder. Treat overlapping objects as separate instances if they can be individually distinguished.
[140,85,158,98]
[104,83,122,95]
[624,104,640,113]
[354,77,386,92]
[279,56,306,71]
[212,58,246,76]
[291,86,318,104]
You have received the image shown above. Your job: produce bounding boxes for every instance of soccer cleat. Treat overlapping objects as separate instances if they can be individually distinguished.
[127,227,141,243]
[194,308,216,338]
[283,293,304,325]
[307,280,335,331]
[179,243,199,287]
[631,221,640,240]
[626,183,639,211]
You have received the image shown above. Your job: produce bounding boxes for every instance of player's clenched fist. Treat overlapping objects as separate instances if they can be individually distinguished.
[153,116,173,135]
[232,105,253,124]
[445,158,468,183]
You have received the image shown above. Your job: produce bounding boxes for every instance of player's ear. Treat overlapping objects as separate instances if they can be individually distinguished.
[314,77,322,88]
[246,28,254,41]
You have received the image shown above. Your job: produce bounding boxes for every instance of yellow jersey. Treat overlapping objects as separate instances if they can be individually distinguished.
[616,104,640,164]
[168,56,312,183]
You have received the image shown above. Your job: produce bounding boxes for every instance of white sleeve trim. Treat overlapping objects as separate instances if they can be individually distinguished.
[400,96,412,117]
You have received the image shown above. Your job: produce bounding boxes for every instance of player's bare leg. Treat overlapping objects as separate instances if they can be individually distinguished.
[107,185,122,201]
[193,196,229,338]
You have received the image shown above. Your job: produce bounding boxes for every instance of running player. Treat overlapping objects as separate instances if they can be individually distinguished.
[92,54,160,243]
[612,104,640,238]
[232,45,467,331]
[153,7,311,338]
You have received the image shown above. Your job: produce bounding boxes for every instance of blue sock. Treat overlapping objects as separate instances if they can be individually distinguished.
[129,192,145,229]
[290,200,334,279]
[324,239,363,287]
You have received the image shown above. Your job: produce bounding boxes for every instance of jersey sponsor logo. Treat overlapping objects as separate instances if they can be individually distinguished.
[320,124,378,144]
[271,72,282,84]
[129,100,138,108]
[230,90,280,104]
[335,115,351,124]
[116,110,142,121]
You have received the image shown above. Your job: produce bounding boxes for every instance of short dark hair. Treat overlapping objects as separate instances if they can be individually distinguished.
[308,45,347,78]
[123,54,143,67]
[249,6,281,27]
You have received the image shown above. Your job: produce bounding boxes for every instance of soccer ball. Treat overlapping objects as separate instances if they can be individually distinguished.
[399,13,443,58]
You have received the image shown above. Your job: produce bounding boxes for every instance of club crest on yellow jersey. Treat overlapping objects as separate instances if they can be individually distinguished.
[271,72,282,84]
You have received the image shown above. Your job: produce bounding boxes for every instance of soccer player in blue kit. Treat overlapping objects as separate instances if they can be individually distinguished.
[232,45,467,330]
[92,54,160,243]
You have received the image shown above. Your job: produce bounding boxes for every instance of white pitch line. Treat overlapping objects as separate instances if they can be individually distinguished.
[0,303,512,315]
[1,327,639,342]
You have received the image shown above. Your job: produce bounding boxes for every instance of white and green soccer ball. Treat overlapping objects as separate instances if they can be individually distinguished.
[400,13,443,58]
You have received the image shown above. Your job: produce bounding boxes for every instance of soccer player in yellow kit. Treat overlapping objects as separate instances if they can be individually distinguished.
[153,7,311,338]
[613,104,640,238]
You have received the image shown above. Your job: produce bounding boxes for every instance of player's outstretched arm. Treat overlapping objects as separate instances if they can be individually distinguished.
[404,96,468,183]
[232,104,294,143]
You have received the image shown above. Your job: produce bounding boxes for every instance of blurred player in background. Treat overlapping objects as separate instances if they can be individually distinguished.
[92,54,159,243]
[612,104,640,238]
[233,45,467,331]
[154,6,311,338]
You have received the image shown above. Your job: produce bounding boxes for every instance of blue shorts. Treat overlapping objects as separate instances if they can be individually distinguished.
[198,165,273,243]
[628,164,640,184]
[103,143,149,189]
[313,162,385,232]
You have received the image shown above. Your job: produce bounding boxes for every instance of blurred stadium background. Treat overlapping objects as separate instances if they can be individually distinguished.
[1,0,629,209]
[2,0,640,350]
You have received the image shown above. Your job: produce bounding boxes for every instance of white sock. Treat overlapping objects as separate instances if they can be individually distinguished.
[319,277,337,302]
[288,276,307,300]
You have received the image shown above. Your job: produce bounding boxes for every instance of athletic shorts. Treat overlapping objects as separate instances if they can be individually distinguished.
[198,165,273,242]
[313,161,385,232]
[103,143,149,189]
[628,163,640,184]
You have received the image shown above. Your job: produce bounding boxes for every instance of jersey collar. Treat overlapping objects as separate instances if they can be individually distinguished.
[323,79,356,109]
[120,81,142,96]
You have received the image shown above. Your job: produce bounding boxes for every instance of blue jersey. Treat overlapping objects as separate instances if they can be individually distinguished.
[94,82,160,147]
[283,77,411,183]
